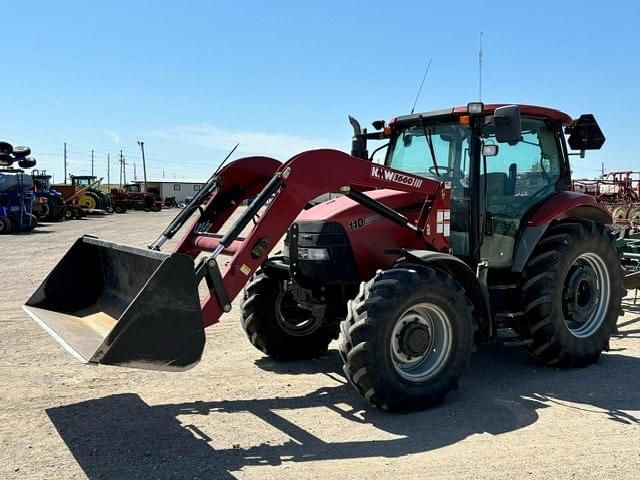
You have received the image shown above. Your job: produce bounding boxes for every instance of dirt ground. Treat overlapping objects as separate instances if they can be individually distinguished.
[1,210,639,480]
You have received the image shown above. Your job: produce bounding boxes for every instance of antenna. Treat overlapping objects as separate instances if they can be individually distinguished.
[410,59,432,114]
[478,32,484,101]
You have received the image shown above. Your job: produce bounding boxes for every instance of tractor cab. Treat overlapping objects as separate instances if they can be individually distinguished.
[124,183,144,193]
[71,175,98,188]
[32,170,53,191]
[353,103,607,269]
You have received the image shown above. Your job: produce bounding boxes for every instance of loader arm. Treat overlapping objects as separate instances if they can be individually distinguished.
[193,148,449,327]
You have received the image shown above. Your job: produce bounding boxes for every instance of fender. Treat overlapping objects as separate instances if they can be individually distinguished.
[396,249,492,339]
[511,191,612,272]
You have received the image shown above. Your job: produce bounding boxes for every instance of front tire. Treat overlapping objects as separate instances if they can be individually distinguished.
[241,270,339,361]
[338,266,475,412]
[521,221,624,367]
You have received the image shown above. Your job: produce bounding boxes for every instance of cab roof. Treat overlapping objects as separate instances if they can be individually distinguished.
[393,104,573,126]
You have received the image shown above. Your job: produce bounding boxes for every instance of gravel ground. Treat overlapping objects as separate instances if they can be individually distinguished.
[0,210,639,480]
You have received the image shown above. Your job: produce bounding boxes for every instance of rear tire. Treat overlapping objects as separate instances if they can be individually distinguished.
[521,221,624,367]
[37,201,50,220]
[12,146,31,157]
[241,270,339,361]
[0,217,12,233]
[338,266,475,412]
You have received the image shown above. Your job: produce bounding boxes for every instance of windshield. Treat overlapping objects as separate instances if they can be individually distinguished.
[385,122,470,181]
[75,178,91,187]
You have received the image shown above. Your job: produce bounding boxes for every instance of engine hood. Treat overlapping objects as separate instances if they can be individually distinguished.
[291,189,428,281]
[296,189,426,223]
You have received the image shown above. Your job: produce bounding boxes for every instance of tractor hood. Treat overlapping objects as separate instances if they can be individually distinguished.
[293,189,428,280]
[296,189,426,223]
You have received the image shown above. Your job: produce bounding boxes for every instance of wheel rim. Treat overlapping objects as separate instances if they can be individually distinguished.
[80,195,96,209]
[562,252,611,338]
[390,303,453,382]
[275,290,320,336]
[40,203,50,218]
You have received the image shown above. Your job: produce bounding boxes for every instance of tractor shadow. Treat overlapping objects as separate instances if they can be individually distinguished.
[46,345,640,479]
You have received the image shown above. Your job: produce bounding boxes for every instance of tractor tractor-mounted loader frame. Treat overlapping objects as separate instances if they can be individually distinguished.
[24,148,452,370]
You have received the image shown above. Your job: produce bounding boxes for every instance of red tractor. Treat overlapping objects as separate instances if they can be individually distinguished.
[111,182,162,212]
[25,103,625,412]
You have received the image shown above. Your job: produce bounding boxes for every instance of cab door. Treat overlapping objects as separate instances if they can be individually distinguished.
[480,118,563,268]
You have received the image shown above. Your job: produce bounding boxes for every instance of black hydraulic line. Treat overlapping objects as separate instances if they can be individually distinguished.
[344,187,420,233]
[149,145,239,250]
[218,175,283,248]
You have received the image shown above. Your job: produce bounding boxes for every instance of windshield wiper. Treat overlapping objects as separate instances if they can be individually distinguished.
[419,115,439,176]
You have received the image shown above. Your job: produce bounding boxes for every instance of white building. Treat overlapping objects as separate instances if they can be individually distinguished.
[144,180,205,203]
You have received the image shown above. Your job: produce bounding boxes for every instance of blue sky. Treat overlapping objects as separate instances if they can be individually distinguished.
[2,0,639,182]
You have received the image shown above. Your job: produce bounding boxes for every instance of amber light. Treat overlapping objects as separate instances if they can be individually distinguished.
[459,115,470,125]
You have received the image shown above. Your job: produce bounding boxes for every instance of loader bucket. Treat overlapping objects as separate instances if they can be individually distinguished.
[23,236,205,371]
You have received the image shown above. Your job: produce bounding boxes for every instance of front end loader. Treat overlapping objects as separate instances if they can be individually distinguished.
[25,103,624,411]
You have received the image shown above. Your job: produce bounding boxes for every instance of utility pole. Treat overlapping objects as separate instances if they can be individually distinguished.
[134,162,137,181]
[162,170,165,179]
[137,141,148,192]
[63,142,67,184]
[107,154,110,188]
[119,150,123,187]
[478,32,484,101]
[601,162,605,178]
[91,149,94,177]
[122,152,127,185]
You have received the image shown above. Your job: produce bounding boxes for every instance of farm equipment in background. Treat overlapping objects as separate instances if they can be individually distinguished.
[616,228,640,297]
[68,176,113,212]
[31,170,66,221]
[573,171,640,227]
[164,196,178,208]
[0,140,37,169]
[0,141,38,233]
[0,167,37,233]
[52,176,109,219]
[111,182,162,212]
[25,103,625,412]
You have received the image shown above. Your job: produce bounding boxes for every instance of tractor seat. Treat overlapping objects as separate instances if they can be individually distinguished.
[482,172,508,196]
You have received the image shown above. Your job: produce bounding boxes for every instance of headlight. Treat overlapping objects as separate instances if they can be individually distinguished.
[297,247,330,260]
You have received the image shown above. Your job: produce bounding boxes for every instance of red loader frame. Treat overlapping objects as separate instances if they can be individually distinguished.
[24,148,450,371]
[169,148,450,328]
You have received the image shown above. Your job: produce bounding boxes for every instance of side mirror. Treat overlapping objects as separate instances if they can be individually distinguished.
[372,120,386,130]
[567,114,605,150]
[493,105,522,145]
